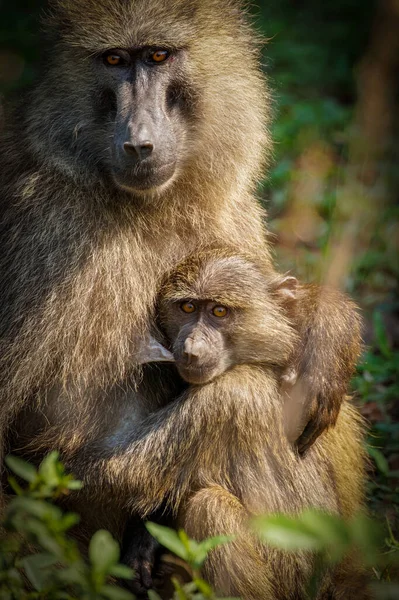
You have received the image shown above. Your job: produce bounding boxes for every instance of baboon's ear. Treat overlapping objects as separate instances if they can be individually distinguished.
[275,276,298,301]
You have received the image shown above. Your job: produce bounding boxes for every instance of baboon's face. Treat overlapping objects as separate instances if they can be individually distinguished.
[159,256,298,383]
[162,299,236,384]
[94,46,193,194]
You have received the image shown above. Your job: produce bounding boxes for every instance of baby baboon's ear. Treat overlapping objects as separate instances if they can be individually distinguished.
[275,275,298,301]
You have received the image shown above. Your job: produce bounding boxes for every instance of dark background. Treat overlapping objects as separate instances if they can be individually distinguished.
[1,0,398,552]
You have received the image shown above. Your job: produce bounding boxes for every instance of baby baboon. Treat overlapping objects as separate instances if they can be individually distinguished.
[118,248,367,599]
[1,0,362,582]
[157,247,362,454]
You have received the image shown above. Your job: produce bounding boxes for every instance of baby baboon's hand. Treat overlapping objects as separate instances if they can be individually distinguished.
[294,374,342,455]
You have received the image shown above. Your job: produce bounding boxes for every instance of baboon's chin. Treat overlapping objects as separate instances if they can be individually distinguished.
[112,164,177,197]
[177,365,222,385]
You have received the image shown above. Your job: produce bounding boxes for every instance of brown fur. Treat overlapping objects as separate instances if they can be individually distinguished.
[159,249,299,374]
[1,1,364,595]
[0,1,271,429]
[127,249,366,598]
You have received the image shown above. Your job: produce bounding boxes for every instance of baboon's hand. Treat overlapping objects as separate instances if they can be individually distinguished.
[120,515,166,596]
[136,334,174,364]
[121,526,163,596]
[292,283,362,454]
[297,401,341,455]
[294,374,342,454]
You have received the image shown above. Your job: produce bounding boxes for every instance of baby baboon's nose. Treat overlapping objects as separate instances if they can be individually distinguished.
[183,337,205,365]
[123,141,154,161]
[183,337,194,364]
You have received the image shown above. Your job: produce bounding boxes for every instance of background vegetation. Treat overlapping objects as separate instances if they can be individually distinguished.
[0,0,398,596]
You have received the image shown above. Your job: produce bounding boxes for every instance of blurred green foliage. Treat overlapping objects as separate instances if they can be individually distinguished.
[252,510,399,599]
[145,523,236,600]
[1,452,135,600]
[1,454,236,600]
[2,453,398,599]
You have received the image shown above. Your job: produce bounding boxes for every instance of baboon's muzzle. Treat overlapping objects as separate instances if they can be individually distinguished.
[110,70,178,193]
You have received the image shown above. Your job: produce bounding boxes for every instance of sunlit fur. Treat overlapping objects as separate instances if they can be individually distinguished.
[160,247,363,450]
[288,283,363,452]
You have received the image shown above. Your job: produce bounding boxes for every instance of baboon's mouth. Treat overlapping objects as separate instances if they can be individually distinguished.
[112,162,177,194]
[176,364,221,385]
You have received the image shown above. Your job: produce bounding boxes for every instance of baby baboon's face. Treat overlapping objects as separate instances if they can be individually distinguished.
[159,254,299,385]
[162,298,235,385]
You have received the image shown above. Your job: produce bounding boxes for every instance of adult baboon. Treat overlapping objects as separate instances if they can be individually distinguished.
[116,248,367,598]
[1,0,362,586]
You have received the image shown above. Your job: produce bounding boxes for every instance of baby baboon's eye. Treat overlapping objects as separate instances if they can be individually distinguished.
[180,301,196,314]
[150,49,170,63]
[103,52,124,66]
[212,306,228,318]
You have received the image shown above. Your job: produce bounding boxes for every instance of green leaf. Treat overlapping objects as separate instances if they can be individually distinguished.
[7,496,62,521]
[193,536,235,568]
[89,530,120,574]
[146,523,189,561]
[58,564,87,587]
[66,479,83,491]
[147,591,163,600]
[6,475,25,496]
[197,535,234,554]
[171,576,189,599]
[21,553,57,591]
[178,529,192,550]
[2,567,23,586]
[367,446,389,476]
[299,511,349,561]
[5,456,37,483]
[108,564,134,580]
[38,452,62,487]
[61,512,81,530]
[194,578,212,596]
[26,520,64,556]
[251,514,323,552]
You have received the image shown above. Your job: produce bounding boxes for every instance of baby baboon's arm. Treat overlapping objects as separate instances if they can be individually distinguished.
[290,284,362,453]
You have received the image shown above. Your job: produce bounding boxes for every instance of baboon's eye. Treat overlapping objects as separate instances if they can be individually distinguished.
[180,301,196,314]
[104,53,123,66]
[150,49,170,63]
[212,306,228,318]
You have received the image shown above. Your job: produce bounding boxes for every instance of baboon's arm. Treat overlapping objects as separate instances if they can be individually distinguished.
[69,366,278,515]
[181,485,276,598]
[291,284,362,453]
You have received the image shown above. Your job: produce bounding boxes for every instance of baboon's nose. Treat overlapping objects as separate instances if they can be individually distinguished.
[183,337,205,365]
[123,141,154,161]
